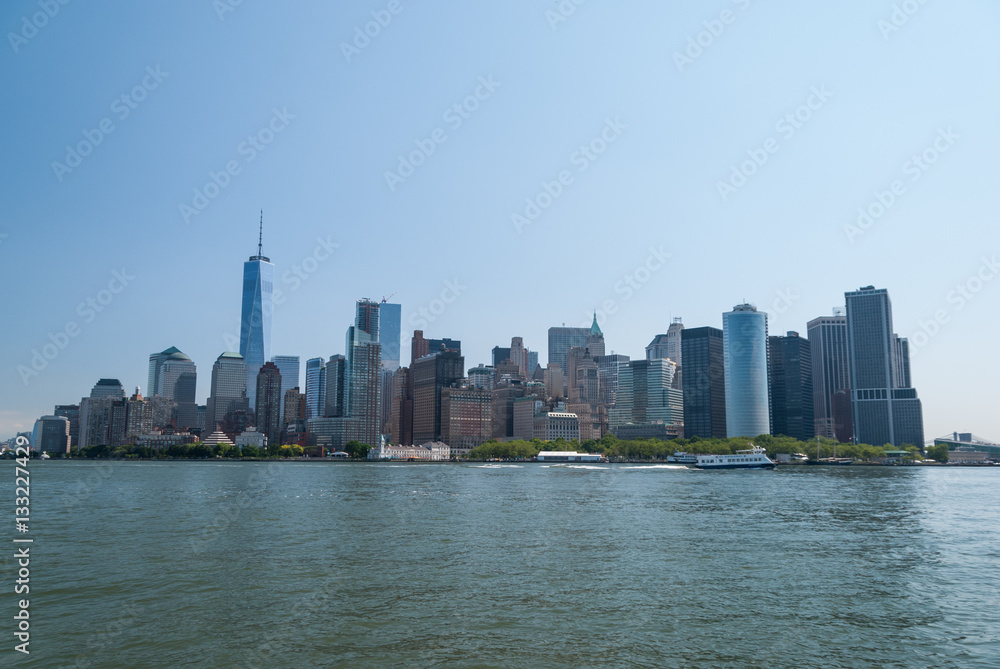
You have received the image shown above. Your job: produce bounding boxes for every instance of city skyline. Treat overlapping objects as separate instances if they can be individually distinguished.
[4,2,998,443]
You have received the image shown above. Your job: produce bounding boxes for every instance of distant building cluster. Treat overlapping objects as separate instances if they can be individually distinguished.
[18,225,941,457]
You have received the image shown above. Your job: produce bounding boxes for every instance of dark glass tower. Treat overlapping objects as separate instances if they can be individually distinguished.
[681,327,727,438]
[768,331,814,441]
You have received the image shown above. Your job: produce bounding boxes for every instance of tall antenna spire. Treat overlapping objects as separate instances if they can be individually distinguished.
[258,209,263,257]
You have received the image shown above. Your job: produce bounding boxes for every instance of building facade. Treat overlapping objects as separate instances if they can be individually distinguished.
[205,352,249,433]
[768,332,814,441]
[723,304,770,438]
[239,222,274,410]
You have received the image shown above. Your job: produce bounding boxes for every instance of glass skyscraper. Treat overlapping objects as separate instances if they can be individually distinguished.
[240,217,274,410]
[305,357,325,419]
[723,303,771,438]
[681,326,726,438]
[378,302,401,371]
[807,311,851,439]
[547,326,592,376]
[271,355,300,420]
[205,352,248,432]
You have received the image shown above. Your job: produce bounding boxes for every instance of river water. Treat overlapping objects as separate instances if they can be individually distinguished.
[7,461,999,668]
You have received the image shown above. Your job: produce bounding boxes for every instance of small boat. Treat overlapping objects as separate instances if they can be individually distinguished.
[667,451,697,464]
[693,444,775,470]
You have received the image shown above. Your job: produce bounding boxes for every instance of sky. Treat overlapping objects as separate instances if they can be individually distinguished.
[2,0,998,442]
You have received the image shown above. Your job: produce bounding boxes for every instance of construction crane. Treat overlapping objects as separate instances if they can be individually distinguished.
[381,291,397,303]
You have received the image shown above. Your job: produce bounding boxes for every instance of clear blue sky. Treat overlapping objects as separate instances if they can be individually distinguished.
[2,0,998,442]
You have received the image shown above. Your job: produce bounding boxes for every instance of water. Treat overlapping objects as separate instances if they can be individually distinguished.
[6,462,999,668]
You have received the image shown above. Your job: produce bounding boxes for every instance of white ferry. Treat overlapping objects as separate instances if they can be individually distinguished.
[666,451,698,464]
[694,444,775,470]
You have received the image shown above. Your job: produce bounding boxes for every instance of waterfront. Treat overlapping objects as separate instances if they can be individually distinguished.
[8,462,1000,667]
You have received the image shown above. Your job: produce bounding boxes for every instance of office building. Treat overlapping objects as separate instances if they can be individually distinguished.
[271,355,300,420]
[379,302,402,370]
[205,352,249,433]
[595,353,630,407]
[412,350,464,444]
[768,332,814,441]
[239,214,274,409]
[806,311,851,439]
[548,325,592,376]
[609,358,683,433]
[510,336,527,378]
[255,362,283,448]
[441,383,492,455]
[845,286,924,447]
[344,299,383,446]
[324,355,347,418]
[34,415,70,454]
[305,357,325,419]
[156,349,197,429]
[723,304,770,438]
[78,379,126,447]
[491,346,511,366]
[54,404,80,450]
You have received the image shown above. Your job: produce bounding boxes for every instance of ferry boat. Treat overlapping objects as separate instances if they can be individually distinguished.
[666,451,698,464]
[693,444,775,470]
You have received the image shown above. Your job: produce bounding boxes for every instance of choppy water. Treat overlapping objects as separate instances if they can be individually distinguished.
[5,462,999,668]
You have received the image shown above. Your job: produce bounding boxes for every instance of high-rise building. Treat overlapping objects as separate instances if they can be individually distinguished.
[594,353,630,407]
[325,355,347,418]
[586,312,605,358]
[255,362,283,448]
[544,363,564,399]
[379,302,402,371]
[510,337,527,378]
[78,379,126,447]
[54,404,80,450]
[344,299,383,446]
[608,358,683,432]
[429,338,461,354]
[527,350,539,374]
[492,346,511,366]
[768,332,814,441]
[723,304,770,438]
[156,349,197,429]
[646,318,684,378]
[806,311,851,439]
[240,214,274,410]
[547,325,592,376]
[467,365,495,391]
[411,350,464,444]
[441,383,492,455]
[305,357,325,419]
[34,415,70,454]
[411,330,430,365]
[845,286,924,447]
[205,352,249,433]
[148,346,184,397]
[271,355,300,420]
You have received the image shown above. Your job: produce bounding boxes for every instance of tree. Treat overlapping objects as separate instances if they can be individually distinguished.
[926,443,949,462]
[344,441,370,459]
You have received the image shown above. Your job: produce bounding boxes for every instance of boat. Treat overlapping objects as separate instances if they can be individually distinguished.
[693,444,775,470]
[804,438,853,465]
[667,451,697,464]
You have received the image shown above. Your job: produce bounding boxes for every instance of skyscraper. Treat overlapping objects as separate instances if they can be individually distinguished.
[54,404,80,450]
[344,299,382,446]
[34,415,70,454]
[681,326,726,438]
[271,355,300,421]
[148,346,183,397]
[411,349,464,444]
[156,348,197,429]
[240,213,274,410]
[305,357,325,419]
[379,302,402,371]
[723,304,770,438]
[205,352,249,432]
[255,362,282,448]
[78,379,126,448]
[845,286,924,447]
[547,325,592,376]
[586,312,605,358]
[325,355,347,418]
[594,353,630,407]
[510,336,527,378]
[806,311,851,439]
[768,331,814,441]
[608,358,683,434]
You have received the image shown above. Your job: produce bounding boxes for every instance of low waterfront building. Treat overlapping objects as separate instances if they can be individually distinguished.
[135,431,198,450]
[368,439,450,461]
[235,427,266,450]
[536,451,603,462]
[201,430,235,448]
